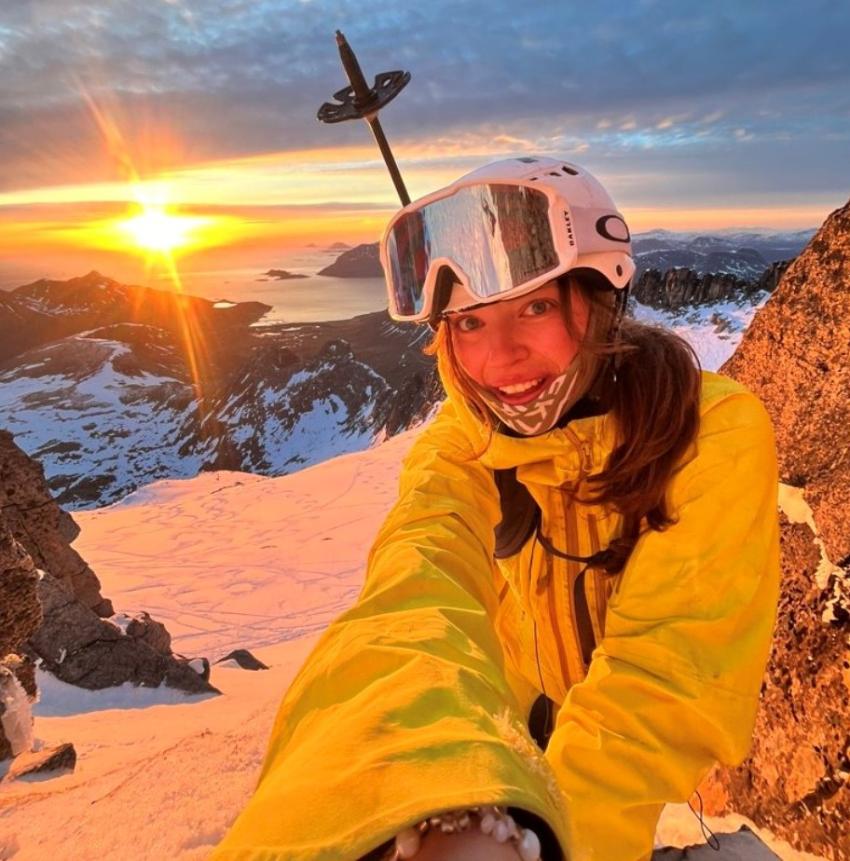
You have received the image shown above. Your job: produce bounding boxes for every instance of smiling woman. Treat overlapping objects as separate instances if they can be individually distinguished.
[212,155,781,861]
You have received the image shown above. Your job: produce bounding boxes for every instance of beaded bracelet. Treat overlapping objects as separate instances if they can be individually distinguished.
[384,805,542,861]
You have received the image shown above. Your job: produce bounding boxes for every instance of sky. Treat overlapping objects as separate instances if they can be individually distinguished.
[1,0,849,287]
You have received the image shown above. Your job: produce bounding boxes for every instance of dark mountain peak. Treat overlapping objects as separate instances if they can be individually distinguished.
[317,243,382,278]
[0,272,271,367]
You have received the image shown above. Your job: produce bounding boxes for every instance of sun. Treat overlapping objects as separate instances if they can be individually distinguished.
[120,205,199,254]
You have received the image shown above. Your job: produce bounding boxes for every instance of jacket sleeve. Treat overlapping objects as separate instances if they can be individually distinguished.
[211,401,572,861]
[544,391,781,861]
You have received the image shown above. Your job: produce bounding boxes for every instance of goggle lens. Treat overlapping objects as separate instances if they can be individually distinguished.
[385,184,561,319]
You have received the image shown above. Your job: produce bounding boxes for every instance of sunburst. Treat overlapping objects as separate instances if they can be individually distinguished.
[121,206,197,253]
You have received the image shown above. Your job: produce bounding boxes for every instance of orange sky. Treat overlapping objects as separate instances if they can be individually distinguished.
[1,129,844,295]
[1,141,838,284]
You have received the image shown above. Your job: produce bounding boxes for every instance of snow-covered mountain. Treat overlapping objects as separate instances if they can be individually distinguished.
[0,235,803,511]
[0,273,437,509]
[311,229,814,283]
[631,228,814,280]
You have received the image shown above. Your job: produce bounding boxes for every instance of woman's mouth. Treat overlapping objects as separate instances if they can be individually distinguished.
[491,376,550,405]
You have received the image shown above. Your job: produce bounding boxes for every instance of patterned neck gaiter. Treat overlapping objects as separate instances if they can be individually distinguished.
[464,365,582,436]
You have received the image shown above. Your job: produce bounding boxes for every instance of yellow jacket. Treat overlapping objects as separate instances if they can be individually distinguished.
[212,358,780,861]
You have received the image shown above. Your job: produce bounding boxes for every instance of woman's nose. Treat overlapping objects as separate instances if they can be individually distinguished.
[487,324,530,365]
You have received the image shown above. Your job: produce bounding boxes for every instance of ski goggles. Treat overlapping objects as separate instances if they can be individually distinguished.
[380,180,579,323]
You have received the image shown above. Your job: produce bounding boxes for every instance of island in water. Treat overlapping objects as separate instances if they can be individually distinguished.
[259,269,309,281]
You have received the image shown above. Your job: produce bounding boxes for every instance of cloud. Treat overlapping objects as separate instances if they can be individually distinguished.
[0,0,848,206]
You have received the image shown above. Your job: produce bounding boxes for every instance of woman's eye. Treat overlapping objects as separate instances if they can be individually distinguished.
[524,299,554,316]
[454,316,481,332]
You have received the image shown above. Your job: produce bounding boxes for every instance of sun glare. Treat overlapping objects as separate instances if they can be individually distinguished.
[120,205,203,254]
[123,208,186,252]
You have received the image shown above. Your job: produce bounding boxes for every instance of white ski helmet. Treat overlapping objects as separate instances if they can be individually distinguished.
[380,154,635,322]
[440,156,634,314]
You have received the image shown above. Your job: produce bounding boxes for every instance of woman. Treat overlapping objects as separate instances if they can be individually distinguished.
[212,157,780,861]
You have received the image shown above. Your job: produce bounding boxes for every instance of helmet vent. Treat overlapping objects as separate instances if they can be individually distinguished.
[547,171,561,177]
[529,176,538,181]
[561,165,578,175]
[516,157,538,163]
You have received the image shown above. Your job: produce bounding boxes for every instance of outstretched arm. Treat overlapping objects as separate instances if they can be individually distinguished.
[212,401,570,861]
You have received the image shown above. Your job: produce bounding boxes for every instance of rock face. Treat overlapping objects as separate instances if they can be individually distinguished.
[631,267,774,310]
[0,431,218,698]
[0,515,42,761]
[0,518,42,660]
[724,200,850,564]
[0,430,110,615]
[703,199,850,858]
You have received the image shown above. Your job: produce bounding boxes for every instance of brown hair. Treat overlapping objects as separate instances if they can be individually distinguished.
[424,272,702,537]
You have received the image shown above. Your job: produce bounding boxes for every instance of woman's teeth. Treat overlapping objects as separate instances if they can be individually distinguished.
[497,378,543,395]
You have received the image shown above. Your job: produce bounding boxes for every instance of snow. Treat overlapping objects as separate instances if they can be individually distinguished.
[0,432,822,859]
[630,292,771,371]
[778,482,842,590]
[0,336,205,509]
[32,667,210,718]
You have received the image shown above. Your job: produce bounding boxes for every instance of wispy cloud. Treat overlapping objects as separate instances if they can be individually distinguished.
[0,0,848,213]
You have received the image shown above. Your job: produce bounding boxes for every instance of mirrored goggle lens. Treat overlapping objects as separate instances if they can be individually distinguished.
[386,184,560,318]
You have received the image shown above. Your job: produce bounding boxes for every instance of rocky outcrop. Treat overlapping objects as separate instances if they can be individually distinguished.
[0,515,42,761]
[0,429,111,616]
[701,199,850,858]
[25,570,216,693]
[3,742,76,782]
[753,260,792,295]
[0,430,218,700]
[631,267,771,310]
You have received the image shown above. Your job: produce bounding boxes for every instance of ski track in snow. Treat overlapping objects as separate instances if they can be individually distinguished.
[70,433,412,662]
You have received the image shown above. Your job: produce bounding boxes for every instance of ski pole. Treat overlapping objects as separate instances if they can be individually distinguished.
[317,31,412,206]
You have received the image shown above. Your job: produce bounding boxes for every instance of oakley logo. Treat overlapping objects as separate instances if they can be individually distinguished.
[596,215,630,243]
[563,211,575,246]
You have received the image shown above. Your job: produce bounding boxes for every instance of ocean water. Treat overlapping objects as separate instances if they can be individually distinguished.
[157,247,389,324]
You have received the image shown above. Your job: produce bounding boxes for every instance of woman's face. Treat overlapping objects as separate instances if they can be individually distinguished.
[446,280,589,406]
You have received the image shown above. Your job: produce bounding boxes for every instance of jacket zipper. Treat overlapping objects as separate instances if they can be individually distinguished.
[559,430,598,676]
[572,565,596,671]
[574,510,603,671]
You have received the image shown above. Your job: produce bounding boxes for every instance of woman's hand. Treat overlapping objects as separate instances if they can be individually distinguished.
[414,828,523,861]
